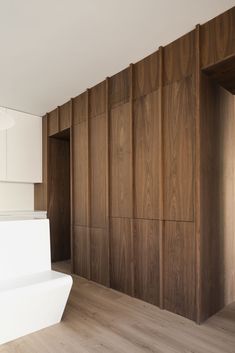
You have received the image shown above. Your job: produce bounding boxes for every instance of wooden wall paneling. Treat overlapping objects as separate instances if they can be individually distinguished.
[48,108,59,136]
[201,7,235,69]
[70,99,74,272]
[109,68,130,108]
[110,218,133,295]
[73,226,90,278]
[60,101,71,131]
[133,219,160,305]
[48,137,70,262]
[73,121,89,226]
[195,25,201,323]
[89,81,106,118]
[164,221,196,320]
[158,46,164,309]
[90,113,107,228]
[90,227,109,286]
[164,31,195,84]
[110,102,132,217]
[133,51,159,99]
[73,92,87,125]
[134,90,160,219]
[105,78,110,286]
[163,76,194,221]
[34,115,48,210]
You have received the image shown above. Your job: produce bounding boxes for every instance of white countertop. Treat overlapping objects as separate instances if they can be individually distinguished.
[0,210,47,221]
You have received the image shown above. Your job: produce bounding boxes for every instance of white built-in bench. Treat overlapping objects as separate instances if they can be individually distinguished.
[0,218,73,345]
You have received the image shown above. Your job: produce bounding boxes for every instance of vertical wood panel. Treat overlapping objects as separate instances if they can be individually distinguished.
[89,81,106,118]
[134,90,160,219]
[73,122,88,226]
[73,226,90,278]
[134,51,159,99]
[133,219,160,305]
[110,218,133,295]
[90,227,109,286]
[48,108,59,136]
[109,68,130,108]
[90,114,106,228]
[163,76,194,221]
[110,103,132,217]
[73,92,87,124]
[201,7,235,68]
[164,221,196,320]
[60,101,71,131]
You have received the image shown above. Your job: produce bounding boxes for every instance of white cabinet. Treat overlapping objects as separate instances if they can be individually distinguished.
[0,130,7,181]
[0,109,42,183]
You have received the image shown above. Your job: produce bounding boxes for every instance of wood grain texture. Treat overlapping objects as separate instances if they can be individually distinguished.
[34,115,48,210]
[73,121,88,226]
[134,90,160,219]
[60,101,71,131]
[163,76,194,221]
[164,31,195,84]
[90,227,110,286]
[110,218,133,296]
[90,114,107,228]
[48,108,59,136]
[73,226,90,279]
[133,219,160,305]
[164,221,196,320]
[48,137,70,262]
[200,74,235,321]
[73,92,87,125]
[109,68,130,108]
[201,7,235,68]
[134,51,159,99]
[110,102,132,217]
[89,81,106,118]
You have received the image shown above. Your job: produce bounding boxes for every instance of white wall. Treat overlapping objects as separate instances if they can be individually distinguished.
[0,182,34,211]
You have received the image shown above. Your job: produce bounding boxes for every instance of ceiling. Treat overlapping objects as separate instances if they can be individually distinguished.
[0,0,234,116]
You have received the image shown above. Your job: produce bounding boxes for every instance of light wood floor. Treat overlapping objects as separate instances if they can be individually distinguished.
[1,261,235,353]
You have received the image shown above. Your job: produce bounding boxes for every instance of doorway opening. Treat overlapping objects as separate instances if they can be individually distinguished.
[200,56,235,318]
[48,128,71,270]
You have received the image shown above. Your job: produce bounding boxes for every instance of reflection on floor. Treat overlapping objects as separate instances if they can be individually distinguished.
[1,261,235,353]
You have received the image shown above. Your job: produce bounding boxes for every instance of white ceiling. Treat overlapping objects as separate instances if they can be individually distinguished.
[0,0,234,116]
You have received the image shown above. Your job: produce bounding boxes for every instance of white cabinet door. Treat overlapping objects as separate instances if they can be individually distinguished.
[0,130,6,181]
[6,111,42,183]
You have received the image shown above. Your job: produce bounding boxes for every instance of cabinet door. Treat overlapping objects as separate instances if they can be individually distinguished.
[0,130,6,181]
[7,111,42,183]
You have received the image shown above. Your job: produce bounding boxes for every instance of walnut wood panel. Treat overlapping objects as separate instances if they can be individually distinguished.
[73,226,90,279]
[201,7,235,68]
[48,108,59,136]
[110,102,132,218]
[163,76,194,221]
[110,218,133,295]
[133,219,160,305]
[60,101,71,131]
[109,68,130,108]
[164,221,196,320]
[90,227,110,286]
[90,114,107,228]
[134,90,160,219]
[73,92,87,125]
[48,137,70,262]
[89,81,106,118]
[200,74,235,321]
[203,55,235,94]
[164,31,195,84]
[134,51,159,99]
[73,121,88,226]
[34,115,48,210]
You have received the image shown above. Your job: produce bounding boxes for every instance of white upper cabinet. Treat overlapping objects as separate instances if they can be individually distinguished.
[0,130,7,181]
[0,109,42,183]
